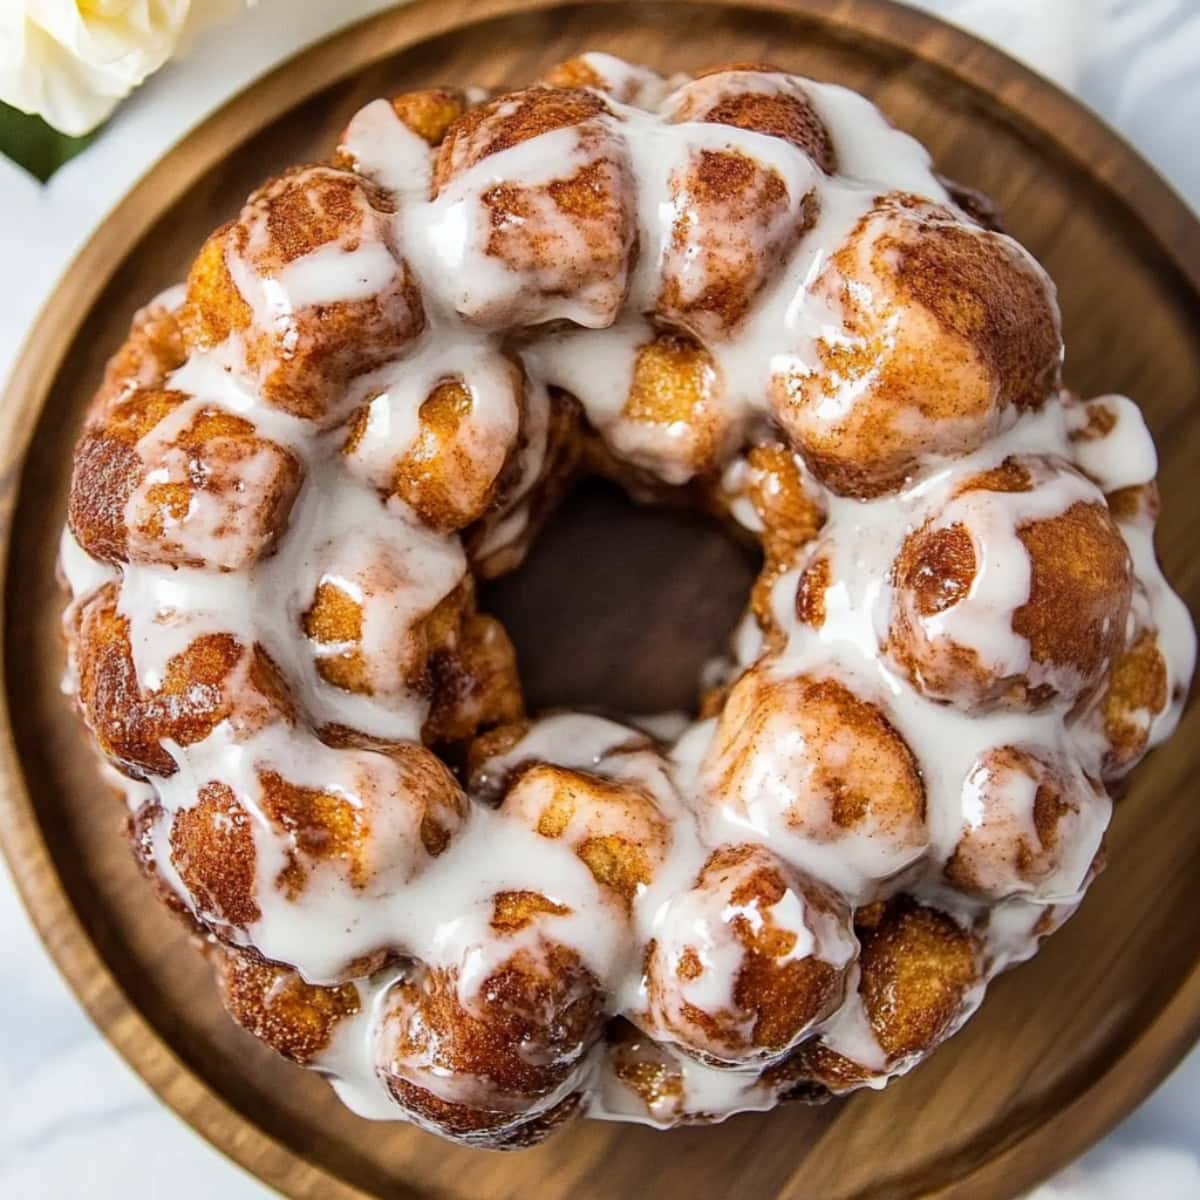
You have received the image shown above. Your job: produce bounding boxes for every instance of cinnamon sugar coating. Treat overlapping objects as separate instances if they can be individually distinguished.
[501,763,671,906]
[377,910,604,1145]
[181,166,424,420]
[212,945,361,1064]
[889,455,1133,711]
[642,844,854,1065]
[771,195,1062,497]
[70,388,302,570]
[703,668,929,899]
[73,582,290,779]
[944,746,1108,901]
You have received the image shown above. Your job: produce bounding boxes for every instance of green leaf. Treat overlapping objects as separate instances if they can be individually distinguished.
[0,100,99,183]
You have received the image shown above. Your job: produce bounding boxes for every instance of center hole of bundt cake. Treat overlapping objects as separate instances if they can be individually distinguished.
[481,477,760,715]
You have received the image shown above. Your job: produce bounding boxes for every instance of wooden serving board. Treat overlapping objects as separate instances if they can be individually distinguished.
[1,2,1198,1197]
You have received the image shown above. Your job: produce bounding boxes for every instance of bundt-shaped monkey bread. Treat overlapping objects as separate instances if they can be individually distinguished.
[60,53,1194,1148]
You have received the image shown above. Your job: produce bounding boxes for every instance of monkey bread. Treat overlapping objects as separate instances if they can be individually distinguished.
[60,52,1193,1147]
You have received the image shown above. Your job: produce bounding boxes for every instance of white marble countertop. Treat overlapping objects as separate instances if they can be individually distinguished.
[0,1,1196,1196]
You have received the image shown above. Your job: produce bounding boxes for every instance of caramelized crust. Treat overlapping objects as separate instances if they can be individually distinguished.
[858,898,981,1059]
[644,844,853,1064]
[890,456,1133,711]
[772,195,1062,497]
[212,945,360,1064]
[501,763,670,906]
[69,388,302,569]
[74,583,290,779]
[181,166,423,420]
[378,933,603,1141]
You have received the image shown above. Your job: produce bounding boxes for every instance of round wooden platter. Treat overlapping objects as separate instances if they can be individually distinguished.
[2,1,1198,1197]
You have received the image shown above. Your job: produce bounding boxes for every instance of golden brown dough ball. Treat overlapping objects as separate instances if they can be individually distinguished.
[126,798,200,924]
[614,333,731,480]
[889,455,1133,712]
[771,194,1062,497]
[303,572,522,747]
[499,763,671,907]
[642,844,856,1066]
[541,54,665,106]
[211,945,360,1065]
[657,65,833,341]
[601,1019,693,1124]
[433,88,636,328]
[387,373,514,530]
[168,741,467,951]
[91,299,186,414]
[667,65,836,172]
[169,782,263,928]
[73,583,291,779]
[261,743,468,894]
[421,611,525,747]
[342,357,524,533]
[1088,627,1170,778]
[656,146,813,341]
[435,86,605,185]
[388,88,468,145]
[69,388,302,570]
[857,897,981,1060]
[741,442,826,563]
[376,895,604,1145]
[703,668,929,896]
[336,90,469,173]
[779,897,982,1092]
[465,386,584,580]
[542,56,611,92]
[944,745,1108,901]
[180,166,423,420]
[1071,484,1171,779]
[714,443,825,652]
[179,220,250,349]
[303,568,471,702]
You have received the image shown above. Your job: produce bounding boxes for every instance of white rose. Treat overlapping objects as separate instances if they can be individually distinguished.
[0,1,245,137]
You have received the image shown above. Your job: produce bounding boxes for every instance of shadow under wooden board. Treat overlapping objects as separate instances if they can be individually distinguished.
[1,0,1198,1197]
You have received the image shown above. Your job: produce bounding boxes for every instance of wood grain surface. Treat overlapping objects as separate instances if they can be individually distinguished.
[1,2,1198,1198]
